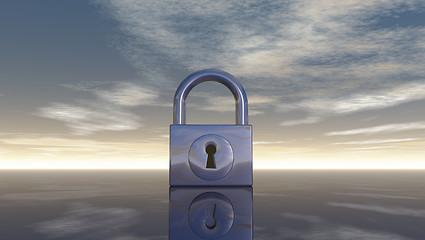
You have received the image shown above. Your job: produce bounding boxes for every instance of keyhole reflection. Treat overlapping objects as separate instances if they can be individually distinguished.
[169,187,252,240]
[205,204,217,229]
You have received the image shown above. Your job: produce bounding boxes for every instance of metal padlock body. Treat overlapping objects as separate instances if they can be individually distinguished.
[170,70,252,186]
[170,125,252,186]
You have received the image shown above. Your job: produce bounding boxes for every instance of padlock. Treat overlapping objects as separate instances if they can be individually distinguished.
[170,69,252,186]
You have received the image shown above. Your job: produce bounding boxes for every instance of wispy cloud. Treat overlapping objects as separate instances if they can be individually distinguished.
[328,202,425,217]
[64,82,161,107]
[188,92,277,115]
[280,116,321,126]
[36,80,165,135]
[347,146,397,150]
[280,82,425,114]
[37,102,141,135]
[280,82,425,126]
[253,141,283,145]
[94,83,159,106]
[1,136,121,150]
[325,122,425,136]
[93,0,425,120]
[333,138,422,145]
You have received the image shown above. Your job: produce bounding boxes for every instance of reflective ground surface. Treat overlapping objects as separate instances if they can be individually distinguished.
[0,170,424,240]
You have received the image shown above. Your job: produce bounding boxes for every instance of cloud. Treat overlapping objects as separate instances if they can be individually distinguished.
[36,80,166,135]
[87,0,425,133]
[37,102,141,135]
[329,83,425,113]
[279,82,425,126]
[332,138,422,145]
[0,136,119,149]
[34,203,140,239]
[187,92,277,115]
[253,141,283,145]
[64,82,161,107]
[93,0,425,107]
[328,202,425,217]
[95,83,159,106]
[280,116,322,126]
[325,121,425,136]
[347,146,397,150]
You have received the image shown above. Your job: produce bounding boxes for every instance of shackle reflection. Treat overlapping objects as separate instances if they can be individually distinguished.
[169,187,252,240]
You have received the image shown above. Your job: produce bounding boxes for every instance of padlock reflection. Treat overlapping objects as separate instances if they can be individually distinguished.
[169,187,252,240]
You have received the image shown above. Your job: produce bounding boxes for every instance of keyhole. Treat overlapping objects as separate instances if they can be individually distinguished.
[205,204,217,229]
[205,144,216,169]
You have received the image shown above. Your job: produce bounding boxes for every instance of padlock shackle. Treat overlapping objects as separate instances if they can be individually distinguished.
[173,69,248,125]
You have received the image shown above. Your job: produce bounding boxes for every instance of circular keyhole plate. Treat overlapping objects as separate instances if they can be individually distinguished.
[188,192,234,239]
[188,134,234,181]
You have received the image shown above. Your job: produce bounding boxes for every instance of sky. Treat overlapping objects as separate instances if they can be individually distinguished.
[0,0,424,169]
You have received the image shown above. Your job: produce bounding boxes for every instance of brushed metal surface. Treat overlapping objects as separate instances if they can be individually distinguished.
[170,125,252,186]
[188,134,234,181]
[170,69,252,186]
[173,69,248,125]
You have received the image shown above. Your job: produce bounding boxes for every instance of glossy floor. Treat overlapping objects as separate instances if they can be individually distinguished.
[0,170,424,239]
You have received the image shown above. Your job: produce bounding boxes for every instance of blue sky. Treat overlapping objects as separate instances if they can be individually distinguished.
[1,0,425,168]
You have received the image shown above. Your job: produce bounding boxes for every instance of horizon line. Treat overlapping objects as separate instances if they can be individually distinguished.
[1,168,425,170]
